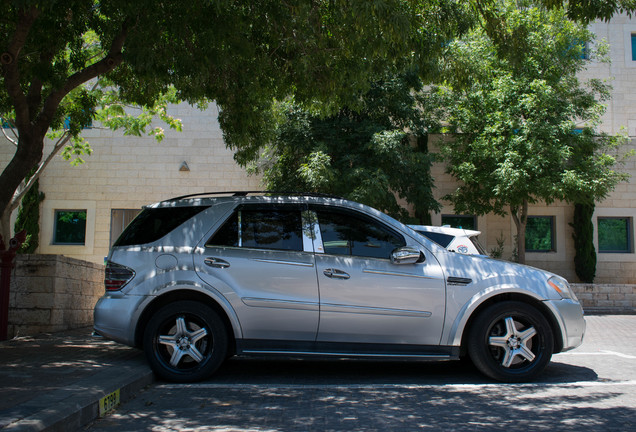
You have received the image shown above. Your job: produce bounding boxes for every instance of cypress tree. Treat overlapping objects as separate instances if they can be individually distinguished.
[571,202,596,283]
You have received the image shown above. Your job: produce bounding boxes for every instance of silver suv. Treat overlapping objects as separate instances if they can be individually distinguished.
[94,193,585,383]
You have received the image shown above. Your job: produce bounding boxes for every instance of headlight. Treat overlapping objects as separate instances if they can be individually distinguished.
[548,276,578,301]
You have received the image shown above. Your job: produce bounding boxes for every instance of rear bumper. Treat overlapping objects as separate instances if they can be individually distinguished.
[93,294,145,347]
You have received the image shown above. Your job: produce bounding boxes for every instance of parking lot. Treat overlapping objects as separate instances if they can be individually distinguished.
[85,315,636,431]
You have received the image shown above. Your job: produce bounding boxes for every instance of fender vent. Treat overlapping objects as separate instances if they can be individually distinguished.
[447,277,472,286]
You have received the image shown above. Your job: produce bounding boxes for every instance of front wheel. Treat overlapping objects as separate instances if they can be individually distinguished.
[143,301,228,382]
[467,301,554,382]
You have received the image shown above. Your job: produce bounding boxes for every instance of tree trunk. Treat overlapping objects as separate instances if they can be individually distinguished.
[0,208,11,248]
[511,200,529,264]
[0,133,45,246]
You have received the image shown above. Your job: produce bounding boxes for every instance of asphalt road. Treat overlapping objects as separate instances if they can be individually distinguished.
[84,315,636,431]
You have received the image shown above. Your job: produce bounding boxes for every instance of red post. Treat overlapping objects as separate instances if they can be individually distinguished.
[0,230,26,341]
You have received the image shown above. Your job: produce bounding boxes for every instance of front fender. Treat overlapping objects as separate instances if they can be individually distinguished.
[442,285,546,347]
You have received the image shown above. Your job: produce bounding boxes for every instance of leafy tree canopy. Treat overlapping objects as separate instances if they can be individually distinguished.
[0,0,473,243]
[253,71,441,221]
[433,1,630,263]
[540,0,636,23]
[471,0,636,63]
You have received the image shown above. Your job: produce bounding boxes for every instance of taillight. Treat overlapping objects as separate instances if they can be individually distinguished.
[105,261,135,291]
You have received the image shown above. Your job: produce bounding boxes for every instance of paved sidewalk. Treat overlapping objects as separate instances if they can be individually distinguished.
[0,327,154,432]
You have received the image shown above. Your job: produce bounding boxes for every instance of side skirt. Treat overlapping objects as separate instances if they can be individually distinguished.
[235,339,460,361]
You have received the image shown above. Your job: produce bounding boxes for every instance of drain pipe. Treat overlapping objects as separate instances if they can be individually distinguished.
[0,230,26,341]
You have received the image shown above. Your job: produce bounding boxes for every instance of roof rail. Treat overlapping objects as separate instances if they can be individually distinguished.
[164,191,344,202]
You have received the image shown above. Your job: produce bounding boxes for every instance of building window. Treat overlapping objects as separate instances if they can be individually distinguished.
[580,41,590,60]
[53,210,87,245]
[526,216,555,252]
[632,34,636,61]
[442,215,477,230]
[63,116,92,129]
[598,217,633,253]
[569,39,589,60]
[110,209,142,248]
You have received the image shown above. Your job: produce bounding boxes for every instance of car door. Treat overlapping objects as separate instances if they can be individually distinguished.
[312,206,446,346]
[194,204,319,341]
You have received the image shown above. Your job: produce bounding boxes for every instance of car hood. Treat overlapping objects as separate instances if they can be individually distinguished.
[434,250,565,301]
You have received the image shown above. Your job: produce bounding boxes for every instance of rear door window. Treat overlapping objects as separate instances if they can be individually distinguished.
[207,207,303,251]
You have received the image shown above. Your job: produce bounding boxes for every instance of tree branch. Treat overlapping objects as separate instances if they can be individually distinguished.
[510,205,520,231]
[36,19,131,135]
[26,49,55,119]
[1,124,18,146]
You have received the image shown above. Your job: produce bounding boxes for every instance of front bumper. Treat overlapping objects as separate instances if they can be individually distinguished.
[544,298,586,352]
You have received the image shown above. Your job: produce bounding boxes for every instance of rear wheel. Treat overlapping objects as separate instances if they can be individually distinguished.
[143,301,228,382]
[468,301,553,382]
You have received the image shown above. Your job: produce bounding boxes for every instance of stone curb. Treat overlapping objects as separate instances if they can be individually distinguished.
[2,356,154,432]
[584,307,636,315]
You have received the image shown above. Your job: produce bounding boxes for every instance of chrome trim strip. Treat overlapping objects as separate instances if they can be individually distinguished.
[241,297,319,311]
[321,303,432,317]
[363,269,441,280]
[252,258,314,267]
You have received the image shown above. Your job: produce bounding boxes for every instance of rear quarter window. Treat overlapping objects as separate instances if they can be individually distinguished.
[113,206,210,246]
[418,231,454,248]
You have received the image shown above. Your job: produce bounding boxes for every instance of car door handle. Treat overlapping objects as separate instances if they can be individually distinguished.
[204,257,230,269]
[323,268,350,280]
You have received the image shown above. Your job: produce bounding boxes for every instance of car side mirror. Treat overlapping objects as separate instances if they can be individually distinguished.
[391,247,425,265]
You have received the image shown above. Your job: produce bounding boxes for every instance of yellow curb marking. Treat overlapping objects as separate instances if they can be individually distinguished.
[99,389,120,417]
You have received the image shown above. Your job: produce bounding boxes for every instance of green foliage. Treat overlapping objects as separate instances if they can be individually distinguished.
[434,2,630,263]
[571,203,596,282]
[216,0,474,164]
[0,0,474,241]
[489,232,506,259]
[433,2,629,263]
[538,0,636,23]
[254,72,441,221]
[95,84,183,143]
[14,170,45,254]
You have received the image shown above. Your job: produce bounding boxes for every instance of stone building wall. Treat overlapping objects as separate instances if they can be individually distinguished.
[8,254,104,338]
[572,283,636,314]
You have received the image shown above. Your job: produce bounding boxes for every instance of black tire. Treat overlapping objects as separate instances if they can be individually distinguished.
[143,300,228,382]
[467,301,554,382]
